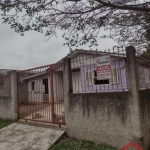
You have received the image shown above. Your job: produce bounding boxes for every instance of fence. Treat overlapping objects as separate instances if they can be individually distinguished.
[70,48,128,93]
[17,63,65,125]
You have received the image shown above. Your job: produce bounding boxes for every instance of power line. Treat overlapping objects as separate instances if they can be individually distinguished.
[0,56,22,69]
[0,51,58,61]
[0,51,56,61]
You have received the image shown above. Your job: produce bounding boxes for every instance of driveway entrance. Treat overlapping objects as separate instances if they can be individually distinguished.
[0,122,65,150]
[17,63,65,126]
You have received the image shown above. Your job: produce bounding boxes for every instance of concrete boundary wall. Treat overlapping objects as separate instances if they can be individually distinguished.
[0,71,18,120]
[0,96,12,119]
[140,89,150,148]
[67,92,142,148]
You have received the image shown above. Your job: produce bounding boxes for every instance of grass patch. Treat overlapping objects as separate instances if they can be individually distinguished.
[49,136,118,150]
[0,118,13,129]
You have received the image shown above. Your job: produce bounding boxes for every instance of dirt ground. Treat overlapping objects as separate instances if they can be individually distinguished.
[19,103,50,118]
[19,102,65,123]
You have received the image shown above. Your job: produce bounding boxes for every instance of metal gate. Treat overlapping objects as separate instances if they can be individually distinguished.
[17,63,65,126]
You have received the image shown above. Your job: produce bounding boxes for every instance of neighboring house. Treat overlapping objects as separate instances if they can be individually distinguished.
[0,69,11,74]
[0,69,11,85]
[0,70,5,84]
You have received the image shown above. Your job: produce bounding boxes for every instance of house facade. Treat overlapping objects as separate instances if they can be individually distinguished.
[20,50,150,104]
[69,50,150,93]
[18,64,63,104]
[70,51,126,93]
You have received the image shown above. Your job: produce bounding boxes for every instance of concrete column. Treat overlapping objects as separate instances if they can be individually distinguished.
[126,46,142,142]
[63,57,72,125]
[10,70,18,120]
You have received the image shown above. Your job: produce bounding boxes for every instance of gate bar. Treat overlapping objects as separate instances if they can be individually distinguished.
[50,67,55,123]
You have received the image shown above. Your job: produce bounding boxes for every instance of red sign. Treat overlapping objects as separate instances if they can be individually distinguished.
[96,65,111,71]
[96,55,111,80]
[121,142,142,150]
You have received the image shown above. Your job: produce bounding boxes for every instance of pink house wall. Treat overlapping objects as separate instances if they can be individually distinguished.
[79,57,127,93]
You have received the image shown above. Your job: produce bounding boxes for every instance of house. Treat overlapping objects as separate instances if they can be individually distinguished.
[18,49,150,104]
[0,69,8,85]
[68,50,127,93]
[68,49,150,93]
[2,48,150,148]
[18,63,63,104]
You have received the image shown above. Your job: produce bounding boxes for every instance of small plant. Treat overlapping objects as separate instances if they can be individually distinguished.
[0,118,13,129]
[49,137,118,150]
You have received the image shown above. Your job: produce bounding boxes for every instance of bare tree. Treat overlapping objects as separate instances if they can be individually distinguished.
[1,0,150,49]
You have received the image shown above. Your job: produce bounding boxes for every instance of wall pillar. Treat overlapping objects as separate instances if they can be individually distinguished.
[126,46,142,144]
[10,70,18,120]
[63,57,72,126]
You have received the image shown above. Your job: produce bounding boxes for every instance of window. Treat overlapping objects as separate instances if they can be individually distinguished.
[72,72,82,92]
[93,70,110,85]
[94,78,109,85]
[43,78,49,94]
[144,68,150,84]
[31,82,35,91]
[110,67,119,84]
[85,70,94,85]
[85,67,119,85]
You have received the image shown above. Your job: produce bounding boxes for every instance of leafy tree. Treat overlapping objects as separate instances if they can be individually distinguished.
[141,12,150,58]
[0,0,150,49]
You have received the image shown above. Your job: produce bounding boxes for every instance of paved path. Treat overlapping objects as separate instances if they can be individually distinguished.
[0,123,65,150]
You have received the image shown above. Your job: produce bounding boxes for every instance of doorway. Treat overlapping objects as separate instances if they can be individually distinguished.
[43,78,49,103]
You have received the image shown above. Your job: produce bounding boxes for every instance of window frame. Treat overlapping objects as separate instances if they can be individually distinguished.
[110,67,119,84]
[85,67,119,86]
[85,70,95,85]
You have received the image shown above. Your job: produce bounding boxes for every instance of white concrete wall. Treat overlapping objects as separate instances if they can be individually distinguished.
[28,72,64,103]
[28,75,50,103]
[53,72,64,102]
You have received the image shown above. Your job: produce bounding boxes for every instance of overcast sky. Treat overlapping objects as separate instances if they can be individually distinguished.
[0,14,116,70]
